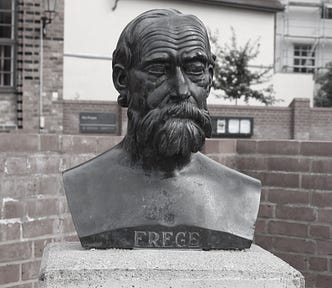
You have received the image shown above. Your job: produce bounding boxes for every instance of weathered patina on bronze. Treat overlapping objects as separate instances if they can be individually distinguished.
[63,9,261,250]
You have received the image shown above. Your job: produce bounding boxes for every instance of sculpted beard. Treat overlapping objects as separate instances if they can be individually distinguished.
[133,101,212,158]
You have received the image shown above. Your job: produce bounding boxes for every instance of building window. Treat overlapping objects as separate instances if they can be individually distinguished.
[0,0,15,88]
[293,44,315,73]
[321,7,332,19]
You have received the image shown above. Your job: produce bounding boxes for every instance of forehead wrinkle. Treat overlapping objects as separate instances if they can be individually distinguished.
[138,15,206,35]
[135,16,210,65]
[140,31,207,58]
[141,34,207,55]
[144,43,208,61]
[140,31,206,53]
[138,19,207,45]
[140,26,206,42]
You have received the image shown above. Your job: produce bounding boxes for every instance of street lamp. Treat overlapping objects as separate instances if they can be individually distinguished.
[41,0,58,37]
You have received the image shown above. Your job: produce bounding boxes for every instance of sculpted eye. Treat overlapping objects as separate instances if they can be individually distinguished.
[146,63,168,76]
[184,62,206,75]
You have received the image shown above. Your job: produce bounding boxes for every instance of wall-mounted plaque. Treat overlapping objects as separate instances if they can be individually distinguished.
[79,112,117,134]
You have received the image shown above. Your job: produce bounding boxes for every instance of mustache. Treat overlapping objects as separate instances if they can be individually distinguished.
[163,102,211,128]
[137,101,212,143]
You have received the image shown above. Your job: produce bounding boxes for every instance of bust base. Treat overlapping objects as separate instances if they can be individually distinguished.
[79,225,252,250]
[39,243,305,288]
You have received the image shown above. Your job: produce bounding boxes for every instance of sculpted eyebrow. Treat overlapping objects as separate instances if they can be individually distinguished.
[183,54,207,63]
[142,56,170,66]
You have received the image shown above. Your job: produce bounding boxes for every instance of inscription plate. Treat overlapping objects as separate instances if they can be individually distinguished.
[79,225,252,250]
[79,112,117,134]
[134,231,200,248]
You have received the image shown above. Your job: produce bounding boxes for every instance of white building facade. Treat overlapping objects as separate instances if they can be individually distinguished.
[274,0,332,105]
[276,0,332,73]
[63,0,283,105]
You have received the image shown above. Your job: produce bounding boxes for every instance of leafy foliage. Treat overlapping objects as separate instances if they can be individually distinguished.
[314,62,332,107]
[210,29,277,105]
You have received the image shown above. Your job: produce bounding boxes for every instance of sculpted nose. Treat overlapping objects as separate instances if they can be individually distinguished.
[170,67,190,101]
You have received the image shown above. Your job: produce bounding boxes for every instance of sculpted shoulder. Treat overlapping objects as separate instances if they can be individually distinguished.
[190,152,261,190]
[63,144,129,185]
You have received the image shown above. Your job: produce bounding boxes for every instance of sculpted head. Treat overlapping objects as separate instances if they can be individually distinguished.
[112,9,215,165]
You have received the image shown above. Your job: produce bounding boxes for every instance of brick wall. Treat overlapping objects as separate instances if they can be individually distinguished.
[63,98,332,141]
[0,134,123,288]
[15,0,64,133]
[0,135,332,288]
[310,108,332,141]
[40,0,64,133]
[208,104,292,139]
[209,98,332,141]
[234,140,332,288]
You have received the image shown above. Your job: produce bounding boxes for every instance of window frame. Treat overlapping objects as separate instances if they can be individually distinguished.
[321,6,332,19]
[0,0,16,92]
[293,44,315,74]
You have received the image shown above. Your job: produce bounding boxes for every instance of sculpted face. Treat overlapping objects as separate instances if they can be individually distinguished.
[128,15,213,112]
[114,13,214,161]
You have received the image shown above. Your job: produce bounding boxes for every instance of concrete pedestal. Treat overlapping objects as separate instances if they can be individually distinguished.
[39,243,304,288]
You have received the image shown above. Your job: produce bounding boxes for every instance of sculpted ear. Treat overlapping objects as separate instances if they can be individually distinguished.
[208,65,214,87]
[208,54,216,89]
[113,64,129,107]
[206,53,216,94]
[206,64,214,95]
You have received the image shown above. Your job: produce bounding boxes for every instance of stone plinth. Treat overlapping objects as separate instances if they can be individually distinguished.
[39,243,304,288]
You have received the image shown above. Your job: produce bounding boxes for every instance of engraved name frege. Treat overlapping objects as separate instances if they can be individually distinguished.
[134,231,200,248]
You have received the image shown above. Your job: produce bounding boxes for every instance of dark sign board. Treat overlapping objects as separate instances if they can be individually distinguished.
[211,117,253,138]
[79,112,117,134]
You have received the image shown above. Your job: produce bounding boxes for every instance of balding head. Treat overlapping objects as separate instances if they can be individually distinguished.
[112,9,214,107]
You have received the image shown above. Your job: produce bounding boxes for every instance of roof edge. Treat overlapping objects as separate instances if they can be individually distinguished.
[181,0,285,13]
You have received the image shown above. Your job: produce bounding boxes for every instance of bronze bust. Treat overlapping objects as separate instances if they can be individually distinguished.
[63,9,261,250]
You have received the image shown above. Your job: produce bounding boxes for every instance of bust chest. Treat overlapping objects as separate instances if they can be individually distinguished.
[87,171,221,229]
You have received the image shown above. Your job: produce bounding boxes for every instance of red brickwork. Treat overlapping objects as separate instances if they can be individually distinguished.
[12,0,64,133]
[310,108,332,141]
[39,0,64,133]
[290,98,311,140]
[63,98,332,140]
[208,99,332,141]
[208,104,293,139]
[0,135,332,288]
[235,140,332,288]
[0,134,123,288]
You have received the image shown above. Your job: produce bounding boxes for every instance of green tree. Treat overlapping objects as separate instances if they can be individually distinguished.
[315,62,332,107]
[210,29,277,105]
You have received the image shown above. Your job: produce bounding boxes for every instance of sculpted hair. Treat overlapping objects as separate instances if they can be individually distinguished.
[112,9,181,70]
[112,9,214,69]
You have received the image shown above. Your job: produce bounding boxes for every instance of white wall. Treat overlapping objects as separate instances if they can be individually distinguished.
[208,72,315,107]
[64,0,275,102]
[273,73,314,106]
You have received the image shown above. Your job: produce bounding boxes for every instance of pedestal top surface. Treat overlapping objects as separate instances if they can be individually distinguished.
[42,243,297,275]
[39,243,305,288]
